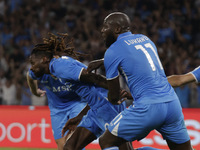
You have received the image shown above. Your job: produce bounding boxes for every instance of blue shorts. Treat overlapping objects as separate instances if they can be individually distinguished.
[108,100,190,144]
[78,110,103,138]
[78,101,126,137]
[51,102,86,140]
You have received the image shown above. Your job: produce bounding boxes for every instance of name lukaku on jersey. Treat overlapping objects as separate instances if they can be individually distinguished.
[124,36,149,45]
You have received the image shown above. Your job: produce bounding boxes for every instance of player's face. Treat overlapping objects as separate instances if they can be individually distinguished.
[101,20,117,48]
[29,55,49,77]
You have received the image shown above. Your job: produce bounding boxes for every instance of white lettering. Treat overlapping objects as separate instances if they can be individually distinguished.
[52,86,71,92]
[52,87,58,92]
[61,86,67,91]
[0,123,6,142]
[27,123,37,142]
[185,120,200,146]
[0,119,51,144]
[188,129,200,146]
[154,131,167,146]
[7,123,25,143]
[124,40,130,45]
[39,118,51,143]
[140,138,153,145]
[124,37,149,45]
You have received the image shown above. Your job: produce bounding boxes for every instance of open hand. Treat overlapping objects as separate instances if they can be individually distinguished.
[37,89,46,97]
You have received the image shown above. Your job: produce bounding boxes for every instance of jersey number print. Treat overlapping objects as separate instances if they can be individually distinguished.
[135,43,163,71]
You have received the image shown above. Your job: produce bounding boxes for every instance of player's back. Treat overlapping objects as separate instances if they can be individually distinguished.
[105,32,178,104]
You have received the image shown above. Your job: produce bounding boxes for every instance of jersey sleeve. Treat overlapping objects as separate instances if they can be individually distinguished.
[190,66,200,83]
[104,48,120,80]
[50,57,86,81]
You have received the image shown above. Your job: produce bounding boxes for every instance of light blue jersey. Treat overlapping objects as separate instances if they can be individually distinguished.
[49,56,108,108]
[29,70,86,140]
[104,32,178,105]
[104,32,190,144]
[29,70,86,113]
[49,56,126,137]
[191,66,200,83]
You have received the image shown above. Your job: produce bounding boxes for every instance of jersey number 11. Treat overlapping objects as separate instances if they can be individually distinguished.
[135,43,163,71]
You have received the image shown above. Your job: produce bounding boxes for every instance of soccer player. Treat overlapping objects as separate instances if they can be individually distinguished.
[93,12,193,150]
[27,62,87,150]
[167,66,200,87]
[29,33,131,150]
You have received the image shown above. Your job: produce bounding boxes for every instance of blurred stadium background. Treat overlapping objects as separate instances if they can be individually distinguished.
[0,0,200,149]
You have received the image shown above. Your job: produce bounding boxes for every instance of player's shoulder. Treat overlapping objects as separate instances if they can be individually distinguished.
[49,57,70,75]
[50,56,86,75]
[104,46,116,58]
[50,56,75,67]
[135,33,150,39]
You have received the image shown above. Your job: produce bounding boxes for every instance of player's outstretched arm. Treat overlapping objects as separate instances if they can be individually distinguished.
[80,68,108,89]
[167,66,200,87]
[26,71,46,97]
[167,74,195,87]
[87,58,104,73]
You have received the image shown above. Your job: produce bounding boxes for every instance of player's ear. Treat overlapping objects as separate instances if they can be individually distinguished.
[42,57,50,63]
[115,26,122,34]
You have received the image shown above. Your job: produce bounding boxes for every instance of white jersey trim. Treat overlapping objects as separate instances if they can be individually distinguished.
[106,74,119,80]
[78,68,84,81]
[189,72,198,83]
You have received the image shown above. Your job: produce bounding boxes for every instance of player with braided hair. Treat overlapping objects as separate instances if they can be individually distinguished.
[28,32,134,150]
[27,33,88,150]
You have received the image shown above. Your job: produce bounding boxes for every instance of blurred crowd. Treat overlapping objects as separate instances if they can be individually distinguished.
[0,0,200,107]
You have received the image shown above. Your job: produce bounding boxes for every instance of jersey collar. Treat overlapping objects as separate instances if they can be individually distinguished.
[117,32,132,41]
[49,58,57,73]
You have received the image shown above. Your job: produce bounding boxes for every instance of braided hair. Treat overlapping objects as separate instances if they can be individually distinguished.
[31,32,84,60]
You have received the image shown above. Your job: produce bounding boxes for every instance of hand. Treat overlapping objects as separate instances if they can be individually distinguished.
[64,129,74,141]
[117,98,127,104]
[87,59,104,73]
[61,117,81,137]
[120,89,133,99]
[37,89,46,97]
[116,90,133,104]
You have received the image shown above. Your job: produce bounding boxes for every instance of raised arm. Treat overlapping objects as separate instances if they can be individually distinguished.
[26,71,46,97]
